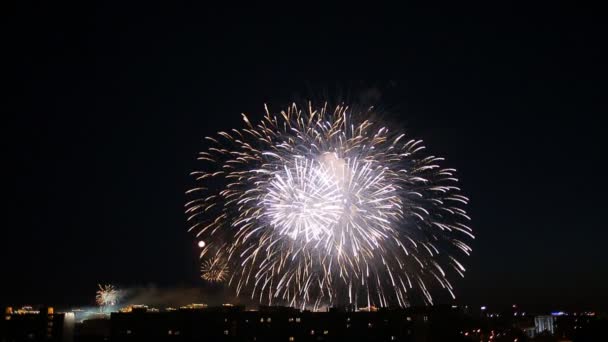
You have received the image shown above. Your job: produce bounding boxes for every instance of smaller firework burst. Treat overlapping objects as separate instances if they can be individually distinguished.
[201,256,229,282]
[96,284,118,311]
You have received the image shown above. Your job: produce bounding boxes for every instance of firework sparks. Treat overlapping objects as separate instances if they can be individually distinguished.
[186,103,474,309]
[201,255,230,282]
[96,284,118,311]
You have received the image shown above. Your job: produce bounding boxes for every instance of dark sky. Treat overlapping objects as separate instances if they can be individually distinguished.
[4,2,607,310]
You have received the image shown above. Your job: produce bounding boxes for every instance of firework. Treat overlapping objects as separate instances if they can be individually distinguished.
[186,103,474,309]
[96,284,118,310]
[201,255,230,282]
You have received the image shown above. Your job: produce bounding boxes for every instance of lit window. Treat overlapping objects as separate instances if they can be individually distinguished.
[267,317,272,323]
[260,318,264,323]
[168,330,172,335]
[310,330,315,335]
[288,317,294,322]
[289,337,295,341]
[224,330,229,335]
[368,322,373,328]
[406,317,412,321]
[323,330,329,335]
[295,317,301,322]
[391,336,396,341]
[126,330,132,335]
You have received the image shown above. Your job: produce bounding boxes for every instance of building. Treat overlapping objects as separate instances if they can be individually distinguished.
[534,315,555,335]
[108,306,417,341]
[1,306,67,341]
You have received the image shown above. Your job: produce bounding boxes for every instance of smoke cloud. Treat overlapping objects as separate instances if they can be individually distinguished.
[120,285,253,308]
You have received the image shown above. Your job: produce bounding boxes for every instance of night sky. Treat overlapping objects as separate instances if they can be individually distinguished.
[4,3,607,310]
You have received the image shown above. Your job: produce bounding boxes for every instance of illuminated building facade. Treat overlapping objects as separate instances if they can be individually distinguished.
[534,315,555,335]
[1,306,66,341]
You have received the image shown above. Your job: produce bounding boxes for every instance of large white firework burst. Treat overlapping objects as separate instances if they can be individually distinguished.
[186,103,474,309]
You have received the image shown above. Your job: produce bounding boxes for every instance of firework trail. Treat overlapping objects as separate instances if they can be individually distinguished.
[96,284,118,311]
[186,103,474,309]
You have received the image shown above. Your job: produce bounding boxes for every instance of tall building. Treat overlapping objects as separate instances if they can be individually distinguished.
[534,315,555,335]
[1,306,66,341]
